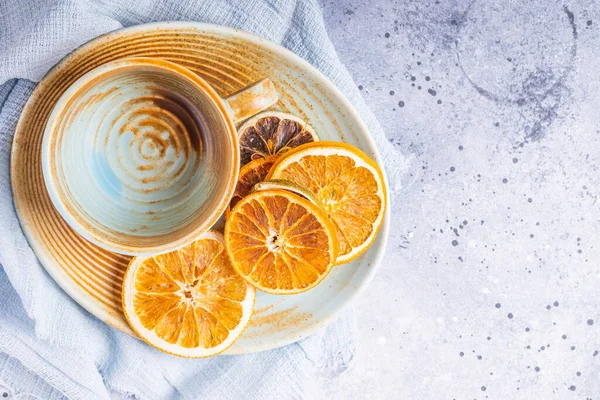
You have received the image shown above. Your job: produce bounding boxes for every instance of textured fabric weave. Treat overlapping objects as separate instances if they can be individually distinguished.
[0,1,406,398]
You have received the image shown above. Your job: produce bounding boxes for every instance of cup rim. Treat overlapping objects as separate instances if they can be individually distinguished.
[41,57,240,256]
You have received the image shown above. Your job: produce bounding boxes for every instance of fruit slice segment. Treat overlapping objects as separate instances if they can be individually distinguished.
[238,111,319,166]
[252,179,321,208]
[225,190,338,294]
[267,142,387,265]
[122,231,255,357]
[228,155,278,212]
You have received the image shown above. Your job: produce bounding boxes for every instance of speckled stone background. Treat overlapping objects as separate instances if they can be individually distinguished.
[320,0,600,398]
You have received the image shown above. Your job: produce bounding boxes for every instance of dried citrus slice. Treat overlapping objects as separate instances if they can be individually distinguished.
[228,155,278,212]
[252,179,321,207]
[224,190,338,294]
[122,231,255,357]
[238,111,319,166]
[267,142,387,265]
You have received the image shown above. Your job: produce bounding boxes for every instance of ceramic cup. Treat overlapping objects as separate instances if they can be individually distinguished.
[42,57,278,256]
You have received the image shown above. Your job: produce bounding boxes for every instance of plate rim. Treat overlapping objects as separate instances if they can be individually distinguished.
[10,21,391,354]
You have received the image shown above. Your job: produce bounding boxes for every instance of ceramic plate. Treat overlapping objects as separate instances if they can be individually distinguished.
[11,22,389,354]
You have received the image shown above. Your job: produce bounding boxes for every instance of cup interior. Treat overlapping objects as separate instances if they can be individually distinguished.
[43,59,238,254]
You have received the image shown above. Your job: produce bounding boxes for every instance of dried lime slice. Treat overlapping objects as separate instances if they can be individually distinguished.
[238,111,318,166]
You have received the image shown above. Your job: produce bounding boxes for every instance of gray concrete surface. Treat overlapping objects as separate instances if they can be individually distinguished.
[321,1,600,398]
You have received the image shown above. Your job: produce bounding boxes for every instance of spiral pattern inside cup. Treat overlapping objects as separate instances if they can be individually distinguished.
[54,66,233,243]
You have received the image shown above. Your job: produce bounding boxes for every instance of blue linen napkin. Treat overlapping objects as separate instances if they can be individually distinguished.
[0,0,406,398]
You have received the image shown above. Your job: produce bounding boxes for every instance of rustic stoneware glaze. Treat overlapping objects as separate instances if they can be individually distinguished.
[11,22,390,354]
[42,57,277,256]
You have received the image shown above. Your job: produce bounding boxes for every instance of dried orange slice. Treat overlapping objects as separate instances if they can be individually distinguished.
[224,190,338,294]
[238,111,318,166]
[251,179,321,207]
[122,231,255,357]
[267,142,387,265]
[228,155,278,212]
